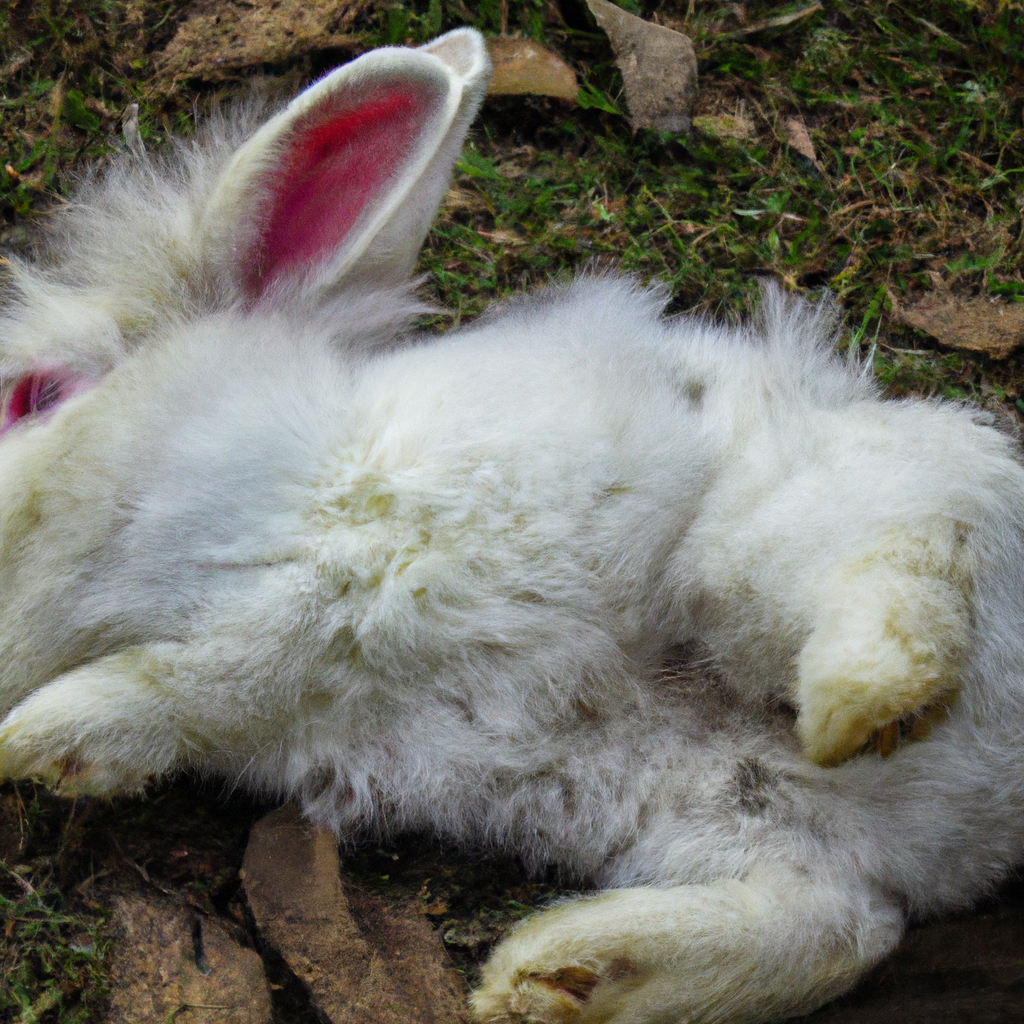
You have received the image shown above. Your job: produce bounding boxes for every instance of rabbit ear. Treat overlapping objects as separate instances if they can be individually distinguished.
[200,28,490,303]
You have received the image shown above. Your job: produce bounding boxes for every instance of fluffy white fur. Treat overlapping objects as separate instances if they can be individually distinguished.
[2,28,1023,1024]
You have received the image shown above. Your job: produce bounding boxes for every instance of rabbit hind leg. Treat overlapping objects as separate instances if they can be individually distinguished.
[471,864,903,1024]
[0,644,188,794]
[796,517,973,767]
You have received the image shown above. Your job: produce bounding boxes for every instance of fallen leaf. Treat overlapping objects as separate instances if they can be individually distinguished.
[122,102,144,159]
[892,292,1024,359]
[478,228,527,246]
[243,804,470,1023]
[783,115,823,172]
[486,37,577,100]
[156,0,364,85]
[586,0,697,133]
[107,894,272,1024]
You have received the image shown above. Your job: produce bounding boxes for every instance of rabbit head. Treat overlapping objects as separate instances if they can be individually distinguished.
[0,30,491,741]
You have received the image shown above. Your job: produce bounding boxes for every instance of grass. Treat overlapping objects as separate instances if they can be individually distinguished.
[1,0,1023,1018]
[0,887,108,1024]
[0,788,110,1024]
[1,1,1022,345]
[0,781,264,1023]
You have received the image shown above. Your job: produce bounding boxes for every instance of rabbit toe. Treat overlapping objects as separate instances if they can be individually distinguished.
[796,660,959,768]
[473,958,637,1024]
[472,895,654,1024]
[472,966,600,1024]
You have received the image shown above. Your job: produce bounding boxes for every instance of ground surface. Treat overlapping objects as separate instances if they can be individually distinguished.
[1,0,1023,1021]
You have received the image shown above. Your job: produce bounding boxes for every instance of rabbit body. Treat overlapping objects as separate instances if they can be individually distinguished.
[2,29,1024,1024]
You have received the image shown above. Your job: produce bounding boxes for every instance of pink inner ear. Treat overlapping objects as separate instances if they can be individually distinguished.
[1,369,90,437]
[245,85,433,298]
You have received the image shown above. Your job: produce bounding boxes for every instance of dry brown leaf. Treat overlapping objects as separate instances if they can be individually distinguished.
[783,116,823,171]
[893,292,1024,360]
[156,0,364,84]
[107,894,272,1024]
[243,804,470,1024]
[478,228,528,246]
[442,185,490,215]
[586,0,697,132]
[486,37,577,100]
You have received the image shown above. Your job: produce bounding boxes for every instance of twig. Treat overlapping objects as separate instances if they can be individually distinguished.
[123,856,177,898]
[3,862,35,896]
[831,198,876,218]
[910,15,965,47]
[719,3,823,38]
[169,1006,234,1021]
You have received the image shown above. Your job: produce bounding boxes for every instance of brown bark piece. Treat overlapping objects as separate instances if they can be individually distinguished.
[893,292,1024,360]
[242,803,470,1024]
[155,0,364,84]
[586,0,697,132]
[106,894,272,1024]
[486,37,577,100]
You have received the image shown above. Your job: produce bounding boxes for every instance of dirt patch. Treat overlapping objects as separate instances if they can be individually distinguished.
[107,893,272,1024]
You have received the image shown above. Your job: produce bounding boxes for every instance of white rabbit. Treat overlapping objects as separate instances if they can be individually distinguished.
[1,27,1023,1024]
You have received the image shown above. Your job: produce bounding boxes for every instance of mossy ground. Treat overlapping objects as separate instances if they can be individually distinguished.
[1,1,1023,1020]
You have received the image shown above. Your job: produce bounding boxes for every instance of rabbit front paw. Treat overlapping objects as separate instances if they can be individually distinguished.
[796,519,973,766]
[0,647,184,794]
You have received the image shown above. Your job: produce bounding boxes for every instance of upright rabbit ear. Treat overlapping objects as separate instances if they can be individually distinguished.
[200,28,490,303]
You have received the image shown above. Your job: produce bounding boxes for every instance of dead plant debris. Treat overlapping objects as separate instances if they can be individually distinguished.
[585,0,698,132]
[783,115,823,173]
[893,291,1024,359]
[486,37,577,100]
